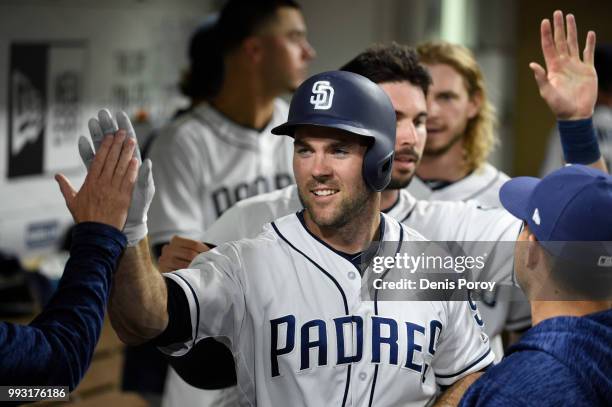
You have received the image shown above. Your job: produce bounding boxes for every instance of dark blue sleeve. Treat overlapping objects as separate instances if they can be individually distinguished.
[558,117,601,164]
[0,222,127,390]
[459,374,522,407]
[459,351,592,407]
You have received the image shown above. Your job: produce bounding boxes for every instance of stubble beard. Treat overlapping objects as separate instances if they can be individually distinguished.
[298,183,375,229]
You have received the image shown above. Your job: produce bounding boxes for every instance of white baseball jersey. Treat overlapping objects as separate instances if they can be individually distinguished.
[203,186,531,362]
[147,99,294,246]
[406,163,509,207]
[162,213,494,406]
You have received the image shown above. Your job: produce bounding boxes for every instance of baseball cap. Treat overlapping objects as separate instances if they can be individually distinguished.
[500,164,612,263]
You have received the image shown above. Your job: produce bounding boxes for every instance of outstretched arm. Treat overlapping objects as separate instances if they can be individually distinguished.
[0,130,137,389]
[109,237,169,344]
[530,10,607,172]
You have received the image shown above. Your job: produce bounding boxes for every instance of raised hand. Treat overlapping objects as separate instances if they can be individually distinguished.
[529,10,597,120]
[56,131,138,230]
[79,110,155,246]
[158,235,210,273]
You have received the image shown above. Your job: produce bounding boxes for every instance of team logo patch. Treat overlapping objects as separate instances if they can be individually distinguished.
[532,208,541,225]
[310,80,334,110]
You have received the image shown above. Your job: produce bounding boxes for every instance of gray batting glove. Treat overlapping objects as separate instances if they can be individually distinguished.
[79,109,155,246]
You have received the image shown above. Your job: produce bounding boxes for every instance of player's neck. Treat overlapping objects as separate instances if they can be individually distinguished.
[304,196,381,254]
[380,189,399,212]
[530,300,612,326]
[417,140,470,182]
[211,67,277,130]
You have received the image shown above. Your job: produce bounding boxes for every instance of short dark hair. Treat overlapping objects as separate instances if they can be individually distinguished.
[340,43,431,95]
[543,252,612,300]
[181,15,223,99]
[217,0,301,53]
[182,0,301,100]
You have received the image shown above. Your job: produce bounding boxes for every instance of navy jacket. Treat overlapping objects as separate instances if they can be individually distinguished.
[0,223,126,390]
[460,309,612,406]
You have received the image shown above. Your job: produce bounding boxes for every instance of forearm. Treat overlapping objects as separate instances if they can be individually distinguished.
[0,223,126,389]
[108,237,169,345]
[433,372,483,407]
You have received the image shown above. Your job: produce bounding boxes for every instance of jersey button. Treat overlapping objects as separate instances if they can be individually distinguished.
[359,372,367,381]
[348,271,356,280]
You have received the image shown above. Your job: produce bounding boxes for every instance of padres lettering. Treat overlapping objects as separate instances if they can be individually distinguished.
[310,80,335,110]
[212,173,293,216]
[270,315,443,377]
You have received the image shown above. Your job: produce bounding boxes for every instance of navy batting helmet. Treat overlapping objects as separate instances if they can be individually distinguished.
[271,71,396,191]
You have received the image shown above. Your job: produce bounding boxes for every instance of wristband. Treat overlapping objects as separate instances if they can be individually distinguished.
[558,117,600,164]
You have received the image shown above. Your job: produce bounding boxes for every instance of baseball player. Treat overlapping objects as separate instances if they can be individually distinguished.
[161,15,603,374]
[407,41,508,207]
[147,0,315,254]
[104,71,494,406]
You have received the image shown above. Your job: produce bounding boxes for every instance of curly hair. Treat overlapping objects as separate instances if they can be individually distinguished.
[417,41,497,171]
[340,42,431,95]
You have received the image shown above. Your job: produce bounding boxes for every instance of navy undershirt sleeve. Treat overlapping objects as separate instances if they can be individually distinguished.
[150,278,192,348]
[153,278,237,390]
[0,222,126,390]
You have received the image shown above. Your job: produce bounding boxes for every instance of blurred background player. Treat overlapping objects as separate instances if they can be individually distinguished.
[141,0,315,406]
[147,0,315,254]
[409,41,507,207]
[541,44,612,174]
[141,14,222,159]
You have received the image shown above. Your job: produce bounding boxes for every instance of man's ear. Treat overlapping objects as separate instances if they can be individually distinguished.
[466,91,483,119]
[526,233,542,270]
[242,36,264,64]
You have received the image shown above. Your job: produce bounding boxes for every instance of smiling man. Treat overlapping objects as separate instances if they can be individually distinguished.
[105,70,492,406]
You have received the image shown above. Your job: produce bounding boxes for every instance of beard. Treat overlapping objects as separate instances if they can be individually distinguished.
[387,173,415,189]
[424,130,463,157]
[298,181,375,228]
[387,146,421,189]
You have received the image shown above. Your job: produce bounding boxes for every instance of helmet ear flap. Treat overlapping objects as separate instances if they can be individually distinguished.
[364,151,394,192]
[380,156,393,174]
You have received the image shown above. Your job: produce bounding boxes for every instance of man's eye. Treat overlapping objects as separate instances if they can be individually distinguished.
[334,149,348,156]
[288,31,305,42]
